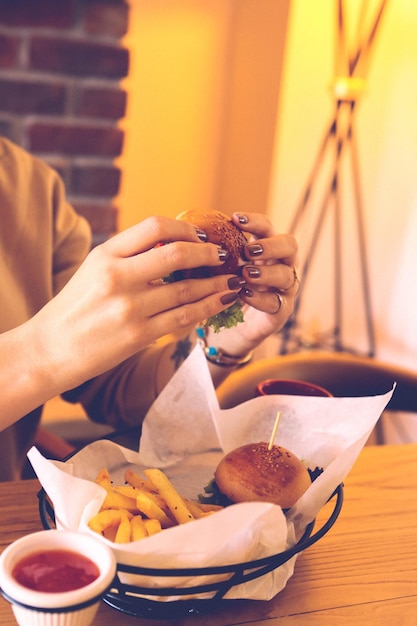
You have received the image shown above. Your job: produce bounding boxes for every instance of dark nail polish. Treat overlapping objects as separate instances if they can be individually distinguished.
[217,247,229,261]
[195,227,207,241]
[246,266,261,278]
[247,243,263,257]
[228,276,246,290]
[221,292,239,305]
[242,287,253,297]
[237,213,249,225]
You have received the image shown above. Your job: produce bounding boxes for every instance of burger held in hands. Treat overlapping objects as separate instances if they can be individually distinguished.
[175,209,248,332]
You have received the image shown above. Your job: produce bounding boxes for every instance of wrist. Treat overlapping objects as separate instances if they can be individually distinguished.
[0,320,61,426]
[205,324,258,358]
[196,326,253,368]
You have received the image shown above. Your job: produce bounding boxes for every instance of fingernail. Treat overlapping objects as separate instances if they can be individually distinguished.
[236,213,249,225]
[228,276,246,290]
[242,287,253,297]
[221,292,239,305]
[217,247,229,261]
[246,266,261,278]
[247,243,263,257]
[195,227,207,241]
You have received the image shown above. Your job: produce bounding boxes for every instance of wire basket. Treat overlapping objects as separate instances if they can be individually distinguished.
[38,482,343,619]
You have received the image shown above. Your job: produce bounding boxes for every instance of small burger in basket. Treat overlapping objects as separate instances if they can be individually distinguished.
[201,442,312,510]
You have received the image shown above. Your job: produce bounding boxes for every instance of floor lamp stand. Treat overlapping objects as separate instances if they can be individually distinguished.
[279,0,387,357]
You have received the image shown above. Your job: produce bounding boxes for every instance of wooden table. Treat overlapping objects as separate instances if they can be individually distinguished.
[0,443,416,625]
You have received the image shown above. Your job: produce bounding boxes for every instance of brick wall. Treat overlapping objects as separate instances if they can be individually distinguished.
[0,0,129,244]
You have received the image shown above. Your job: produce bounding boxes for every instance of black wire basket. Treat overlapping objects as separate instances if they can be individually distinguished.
[38,482,343,619]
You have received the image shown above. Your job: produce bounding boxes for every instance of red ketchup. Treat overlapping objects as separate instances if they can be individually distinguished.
[12,549,100,592]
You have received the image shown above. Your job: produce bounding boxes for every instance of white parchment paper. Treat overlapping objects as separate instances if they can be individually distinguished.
[28,345,394,601]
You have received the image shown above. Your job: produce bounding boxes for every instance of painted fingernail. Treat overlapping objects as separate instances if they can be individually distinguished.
[242,287,253,297]
[246,266,261,278]
[195,227,208,241]
[228,276,246,290]
[247,243,263,257]
[217,247,229,261]
[236,213,249,224]
[221,292,239,305]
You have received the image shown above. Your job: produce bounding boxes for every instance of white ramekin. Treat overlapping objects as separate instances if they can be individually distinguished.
[0,529,116,626]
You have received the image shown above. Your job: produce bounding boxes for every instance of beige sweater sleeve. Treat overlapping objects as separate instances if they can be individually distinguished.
[0,137,169,432]
[62,344,166,427]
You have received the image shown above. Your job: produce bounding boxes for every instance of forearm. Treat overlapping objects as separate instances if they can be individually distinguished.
[0,320,64,430]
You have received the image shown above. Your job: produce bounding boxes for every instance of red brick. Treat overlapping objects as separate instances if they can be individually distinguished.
[51,163,70,186]
[29,37,129,79]
[76,87,127,119]
[0,120,13,139]
[29,123,124,157]
[40,157,70,187]
[0,79,66,114]
[72,201,118,234]
[84,0,129,38]
[0,34,20,69]
[71,165,121,197]
[0,0,76,28]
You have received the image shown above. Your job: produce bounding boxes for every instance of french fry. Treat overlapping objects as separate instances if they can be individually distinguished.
[184,499,220,519]
[88,466,224,544]
[191,501,224,513]
[114,485,140,499]
[137,489,167,510]
[95,468,113,491]
[135,490,174,528]
[88,509,128,534]
[130,515,148,542]
[143,518,162,536]
[114,513,132,544]
[102,525,118,543]
[184,499,205,519]
[124,468,154,491]
[101,490,137,512]
[95,468,111,483]
[144,468,194,524]
[116,484,166,509]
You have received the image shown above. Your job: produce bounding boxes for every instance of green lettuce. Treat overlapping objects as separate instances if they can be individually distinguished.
[205,300,244,333]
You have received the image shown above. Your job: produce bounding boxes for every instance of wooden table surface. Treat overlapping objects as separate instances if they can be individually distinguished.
[0,443,416,625]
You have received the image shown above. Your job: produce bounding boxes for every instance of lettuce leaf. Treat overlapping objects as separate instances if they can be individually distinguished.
[205,300,244,333]
[198,478,233,507]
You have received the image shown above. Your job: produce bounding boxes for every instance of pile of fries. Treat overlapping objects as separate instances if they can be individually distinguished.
[88,467,221,544]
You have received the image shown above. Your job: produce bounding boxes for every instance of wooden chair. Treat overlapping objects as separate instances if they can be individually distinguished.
[216,350,417,444]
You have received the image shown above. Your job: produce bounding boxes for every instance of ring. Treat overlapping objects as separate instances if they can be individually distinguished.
[281,266,300,292]
[271,289,283,315]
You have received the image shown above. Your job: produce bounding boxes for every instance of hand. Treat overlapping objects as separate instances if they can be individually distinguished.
[209,212,299,352]
[32,216,246,390]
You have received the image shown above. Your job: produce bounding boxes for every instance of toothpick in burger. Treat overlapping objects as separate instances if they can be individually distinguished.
[200,442,312,510]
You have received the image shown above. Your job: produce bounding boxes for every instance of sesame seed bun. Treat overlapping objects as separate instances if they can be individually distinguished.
[176,209,247,277]
[214,442,311,509]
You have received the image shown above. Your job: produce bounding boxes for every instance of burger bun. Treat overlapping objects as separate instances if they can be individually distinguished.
[214,442,311,509]
[176,209,247,277]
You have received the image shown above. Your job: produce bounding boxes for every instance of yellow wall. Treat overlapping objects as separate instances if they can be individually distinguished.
[268,0,417,367]
[117,0,289,230]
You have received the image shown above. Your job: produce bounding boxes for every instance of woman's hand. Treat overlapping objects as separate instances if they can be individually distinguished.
[0,212,297,427]
[22,217,246,396]
[207,212,299,355]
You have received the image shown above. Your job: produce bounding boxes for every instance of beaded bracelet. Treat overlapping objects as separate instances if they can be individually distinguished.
[196,326,253,368]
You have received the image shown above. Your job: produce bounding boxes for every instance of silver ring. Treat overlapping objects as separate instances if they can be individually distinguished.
[282,266,299,292]
[271,289,283,314]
